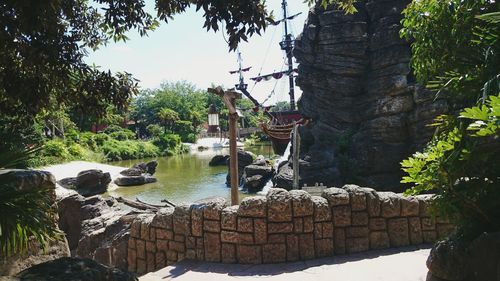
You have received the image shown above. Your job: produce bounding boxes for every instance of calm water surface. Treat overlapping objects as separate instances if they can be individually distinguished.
[107,145,275,205]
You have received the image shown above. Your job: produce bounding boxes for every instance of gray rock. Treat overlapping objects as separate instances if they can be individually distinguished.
[114,175,157,186]
[15,257,137,281]
[426,239,468,281]
[209,155,229,166]
[120,160,158,176]
[226,150,255,186]
[72,169,111,197]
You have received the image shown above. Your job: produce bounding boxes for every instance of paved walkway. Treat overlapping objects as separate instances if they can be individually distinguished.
[140,246,431,281]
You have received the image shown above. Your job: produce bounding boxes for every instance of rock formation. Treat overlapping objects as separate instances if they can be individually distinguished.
[225,150,254,186]
[290,0,449,191]
[241,155,275,192]
[115,160,158,186]
[58,169,111,197]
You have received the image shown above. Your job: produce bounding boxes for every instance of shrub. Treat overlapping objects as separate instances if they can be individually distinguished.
[109,129,135,141]
[42,139,70,159]
[153,133,182,155]
[402,93,500,239]
[146,124,163,139]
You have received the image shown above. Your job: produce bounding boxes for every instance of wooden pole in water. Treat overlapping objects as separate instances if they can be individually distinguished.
[208,87,241,205]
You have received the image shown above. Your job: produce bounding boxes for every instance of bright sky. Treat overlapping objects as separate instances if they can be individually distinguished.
[86,0,309,106]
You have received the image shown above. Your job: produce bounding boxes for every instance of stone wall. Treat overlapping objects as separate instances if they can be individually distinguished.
[288,0,450,191]
[127,185,454,275]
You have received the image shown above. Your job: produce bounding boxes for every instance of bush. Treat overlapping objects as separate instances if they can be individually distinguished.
[146,124,163,139]
[109,129,135,141]
[42,139,70,159]
[402,93,500,239]
[100,139,159,161]
[153,133,182,155]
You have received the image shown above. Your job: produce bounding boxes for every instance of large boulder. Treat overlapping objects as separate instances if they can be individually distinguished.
[15,257,137,281]
[242,164,275,192]
[209,155,229,166]
[57,193,135,270]
[64,169,112,197]
[426,239,468,281]
[225,150,254,186]
[273,162,294,190]
[0,170,70,276]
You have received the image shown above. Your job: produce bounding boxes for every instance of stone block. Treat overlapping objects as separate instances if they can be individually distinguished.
[173,204,191,236]
[416,194,434,216]
[401,196,419,217]
[130,219,141,238]
[149,228,156,241]
[221,206,238,230]
[387,218,410,247]
[437,224,455,239]
[315,238,333,257]
[322,187,350,206]
[254,218,267,244]
[221,230,238,243]
[185,249,196,260]
[238,233,254,244]
[323,222,334,238]
[299,233,315,260]
[146,241,156,253]
[156,228,173,240]
[174,234,185,242]
[332,206,351,227]
[201,197,227,220]
[346,237,369,253]
[157,239,168,252]
[151,207,174,229]
[238,217,254,233]
[408,217,423,245]
[191,206,203,237]
[346,226,369,238]
[290,190,314,217]
[186,237,195,249]
[169,241,185,253]
[268,234,286,243]
[421,217,436,231]
[423,230,437,243]
[312,196,331,222]
[238,196,267,217]
[380,192,401,218]
[203,220,221,233]
[147,251,155,272]
[436,216,450,224]
[155,252,165,270]
[140,221,151,241]
[267,188,293,222]
[334,228,346,254]
[177,252,185,262]
[222,243,236,263]
[314,223,323,239]
[286,234,299,261]
[293,217,303,233]
[166,250,177,262]
[237,245,262,264]
[136,258,147,274]
[369,218,386,231]
[363,187,381,217]
[343,184,366,211]
[204,232,221,262]
[128,237,136,249]
[370,231,390,249]
[136,239,146,259]
[268,222,293,234]
[352,211,369,226]
[262,244,287,263]
[127,249,136,272]
[196,237,204,249]
[303,216,314,233]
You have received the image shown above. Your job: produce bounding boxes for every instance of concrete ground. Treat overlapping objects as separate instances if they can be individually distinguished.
[140,246,431,281]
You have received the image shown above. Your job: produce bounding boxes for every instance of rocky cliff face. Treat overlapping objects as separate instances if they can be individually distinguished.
[292,0,448,191]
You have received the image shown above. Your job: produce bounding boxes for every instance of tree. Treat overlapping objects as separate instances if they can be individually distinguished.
[157,108,179,134]
[400,2,500,239]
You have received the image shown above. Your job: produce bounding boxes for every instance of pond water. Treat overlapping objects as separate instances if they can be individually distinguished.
[107,144,275,205]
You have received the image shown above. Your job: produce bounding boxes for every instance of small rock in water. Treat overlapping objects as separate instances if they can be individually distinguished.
[209,155,229,166]
[58,169,111,197]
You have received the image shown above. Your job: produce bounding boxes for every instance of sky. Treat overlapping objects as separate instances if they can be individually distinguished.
[86,0,310,106]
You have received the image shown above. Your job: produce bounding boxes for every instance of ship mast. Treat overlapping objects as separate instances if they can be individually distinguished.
[279,0,296,111]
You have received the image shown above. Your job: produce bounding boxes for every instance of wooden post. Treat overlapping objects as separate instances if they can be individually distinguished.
[292,122,300,190]
[208,87,241,205]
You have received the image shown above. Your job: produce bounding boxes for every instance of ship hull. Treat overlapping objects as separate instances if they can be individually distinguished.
[261,111,303,155]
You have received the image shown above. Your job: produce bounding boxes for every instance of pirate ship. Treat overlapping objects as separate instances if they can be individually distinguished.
[230,0,304,155]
